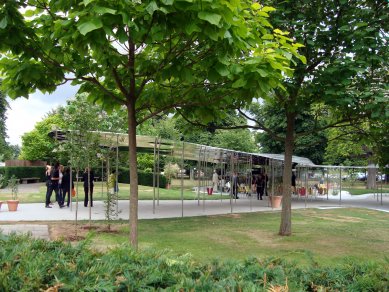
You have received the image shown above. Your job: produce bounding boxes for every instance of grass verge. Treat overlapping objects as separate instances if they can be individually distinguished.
[49,208,389,266]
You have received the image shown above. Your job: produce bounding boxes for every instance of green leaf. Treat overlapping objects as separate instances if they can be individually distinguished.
[146,1,159,15]
[77,19,103,35]
[83,0,95,6]
[161,0,174,4]
[0,17,7,29]
[198,12,222,26]
[251,3,261,10]
[215,63,229,77]
[232,78,247,88]
[185,22,201,35]
[261,6,276,13]
[93,6,117,15]
[256,69,269,77]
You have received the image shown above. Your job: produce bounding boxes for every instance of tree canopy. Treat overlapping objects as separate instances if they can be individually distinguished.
[0,0,301,248]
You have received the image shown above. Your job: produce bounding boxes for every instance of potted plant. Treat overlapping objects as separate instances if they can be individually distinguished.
[270,180,283,208]
[7,175,20,211]
[163,163,179,189]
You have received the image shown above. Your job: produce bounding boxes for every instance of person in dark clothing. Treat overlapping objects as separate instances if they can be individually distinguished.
[83,168,95,207]
[61,168,74,207]
[46,162,63,208]
[291,171,296,194]
[256,174,265,200]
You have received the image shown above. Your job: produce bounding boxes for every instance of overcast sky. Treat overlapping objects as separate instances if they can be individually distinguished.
[5,83,79,146]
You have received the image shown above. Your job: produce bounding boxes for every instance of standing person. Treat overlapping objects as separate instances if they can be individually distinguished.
[45,164,52,205]
[291,171,297,194]
[256,174,265,200]
[61,168,74,207]
[232,172,239,199]
[46,162,63,208]
[83,168,95,207]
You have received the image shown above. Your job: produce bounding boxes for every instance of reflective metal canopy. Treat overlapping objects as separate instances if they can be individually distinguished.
[49,129,316,166]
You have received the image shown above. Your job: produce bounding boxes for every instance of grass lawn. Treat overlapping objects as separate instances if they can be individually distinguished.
[343,187,388,195]
[83,208,389,266]
[0,181,225,203]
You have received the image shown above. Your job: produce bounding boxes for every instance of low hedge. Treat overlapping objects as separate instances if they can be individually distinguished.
[118,167,167,188]
[0,234,388,291]
[0,166,46,185]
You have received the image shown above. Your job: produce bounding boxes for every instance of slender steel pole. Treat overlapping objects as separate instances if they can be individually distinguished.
[157,137,161,205]
[197,146,202,206]
[116,134,119,214]
[339,167,342,205]
[181,141,184,217]
[326,167,329,200]
[153,137,157,214]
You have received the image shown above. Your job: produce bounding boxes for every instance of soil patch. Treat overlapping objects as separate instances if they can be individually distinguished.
[49,222,120,242]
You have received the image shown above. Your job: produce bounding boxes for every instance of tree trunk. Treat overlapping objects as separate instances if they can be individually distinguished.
[366,161,377,189]
[127,100,139,249]
[279,111,295,236]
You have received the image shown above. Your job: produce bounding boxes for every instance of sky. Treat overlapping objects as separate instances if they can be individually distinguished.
[5,83,79,146]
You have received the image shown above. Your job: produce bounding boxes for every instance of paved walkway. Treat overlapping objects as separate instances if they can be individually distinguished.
[1,187,388,240]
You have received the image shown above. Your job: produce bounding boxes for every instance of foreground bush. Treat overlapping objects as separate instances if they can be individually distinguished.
[0,233,388,291]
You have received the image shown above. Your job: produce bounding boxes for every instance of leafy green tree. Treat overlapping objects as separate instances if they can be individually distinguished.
[324,127,367,166]
[0,80,16,160]
[19,112,65,162]
[178,0,388,235]
[254,102,327,165]
[0,1,301,248]
[213,129,257,153]
[252,0,388,235]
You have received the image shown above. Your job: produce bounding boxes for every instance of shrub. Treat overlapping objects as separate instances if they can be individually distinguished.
[118,167,167,188]
[0,234,388,291]
[0,166,46,183]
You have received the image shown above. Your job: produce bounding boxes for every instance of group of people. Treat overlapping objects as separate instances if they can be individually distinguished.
[216,171,268,200]
[45,163,95,208]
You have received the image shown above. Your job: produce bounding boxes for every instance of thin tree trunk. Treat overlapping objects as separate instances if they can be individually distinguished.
[127,101,139,249]
[127,36,139,249]
[279,111,295,236]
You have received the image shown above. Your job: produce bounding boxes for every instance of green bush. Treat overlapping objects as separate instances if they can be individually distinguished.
[118,167,167,188]
[0,166,45,185]
[0,234,388,291]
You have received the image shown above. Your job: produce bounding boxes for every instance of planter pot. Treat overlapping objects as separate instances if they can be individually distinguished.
[206,187,213,196]
[7,200,19,212]
[270,195,282,208]
[166,183,171,189]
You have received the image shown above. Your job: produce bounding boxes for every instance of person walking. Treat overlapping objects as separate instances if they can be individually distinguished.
[83,168,95,207]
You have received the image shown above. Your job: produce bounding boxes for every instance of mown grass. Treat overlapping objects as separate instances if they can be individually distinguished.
[86,208,389,266]
[0,180,226,203]
[2,179,387,203]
